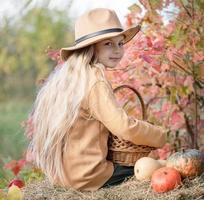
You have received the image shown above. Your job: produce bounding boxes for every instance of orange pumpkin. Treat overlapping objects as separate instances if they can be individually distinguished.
[166,149,204,177]
[151,167,181,193]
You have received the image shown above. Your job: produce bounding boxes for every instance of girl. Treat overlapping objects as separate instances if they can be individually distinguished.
[27,8,167,191]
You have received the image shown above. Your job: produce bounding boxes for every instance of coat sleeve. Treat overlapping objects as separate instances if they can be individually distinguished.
[88,81,167,148]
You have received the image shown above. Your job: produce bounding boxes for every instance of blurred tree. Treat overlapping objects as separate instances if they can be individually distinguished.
[0,7,73,101]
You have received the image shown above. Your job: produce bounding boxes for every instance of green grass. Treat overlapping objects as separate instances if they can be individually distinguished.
[0,99,33,177]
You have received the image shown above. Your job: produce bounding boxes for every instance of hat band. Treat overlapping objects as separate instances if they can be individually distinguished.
[75,28,123,44]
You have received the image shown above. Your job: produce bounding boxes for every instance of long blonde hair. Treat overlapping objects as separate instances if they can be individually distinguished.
[28,45,103,185]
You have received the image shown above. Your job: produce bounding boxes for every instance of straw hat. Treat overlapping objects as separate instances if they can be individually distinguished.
[60,8,141,61]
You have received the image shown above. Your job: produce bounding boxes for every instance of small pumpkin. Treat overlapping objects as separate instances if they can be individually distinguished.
[151,167,181,193]
[157,159,167,167]
[166,149,204,177]
[134,157,162,181]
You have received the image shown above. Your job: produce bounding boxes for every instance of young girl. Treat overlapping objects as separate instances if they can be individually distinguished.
[27,8,167,191]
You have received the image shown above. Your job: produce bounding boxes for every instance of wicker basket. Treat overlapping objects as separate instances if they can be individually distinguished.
[107,85,156,166]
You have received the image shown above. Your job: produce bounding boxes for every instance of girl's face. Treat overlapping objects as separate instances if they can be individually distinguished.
[94,35,124,68]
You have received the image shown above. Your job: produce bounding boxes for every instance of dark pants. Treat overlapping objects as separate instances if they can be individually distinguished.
[101,163,134,188]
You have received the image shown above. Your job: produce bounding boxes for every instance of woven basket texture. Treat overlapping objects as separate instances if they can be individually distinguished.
[107,85,155,166]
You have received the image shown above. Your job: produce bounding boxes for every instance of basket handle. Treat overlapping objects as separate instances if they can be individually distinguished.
[113,84,147,121]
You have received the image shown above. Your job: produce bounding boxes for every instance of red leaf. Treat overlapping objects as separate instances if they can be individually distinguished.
[139,54,153,63]
[146,36,153,47]
[4,159,26,176]
[46,48,64,66]
[156,143,172,160]
[47,49,60,61]
[153,39,164,51]
[18,159,26,168]
[169,111,185,130]
[151,61,161,72]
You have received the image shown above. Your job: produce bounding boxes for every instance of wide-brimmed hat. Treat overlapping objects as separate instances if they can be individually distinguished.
[60,8,141,61]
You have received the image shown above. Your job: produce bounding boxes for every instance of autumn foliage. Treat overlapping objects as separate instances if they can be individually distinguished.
[2,0,204,192]
[104,0,204,153]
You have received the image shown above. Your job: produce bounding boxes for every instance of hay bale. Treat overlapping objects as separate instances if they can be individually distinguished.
[23,174,204,200]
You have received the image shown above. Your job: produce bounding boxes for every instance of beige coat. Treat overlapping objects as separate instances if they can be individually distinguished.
[56,65,166,191]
